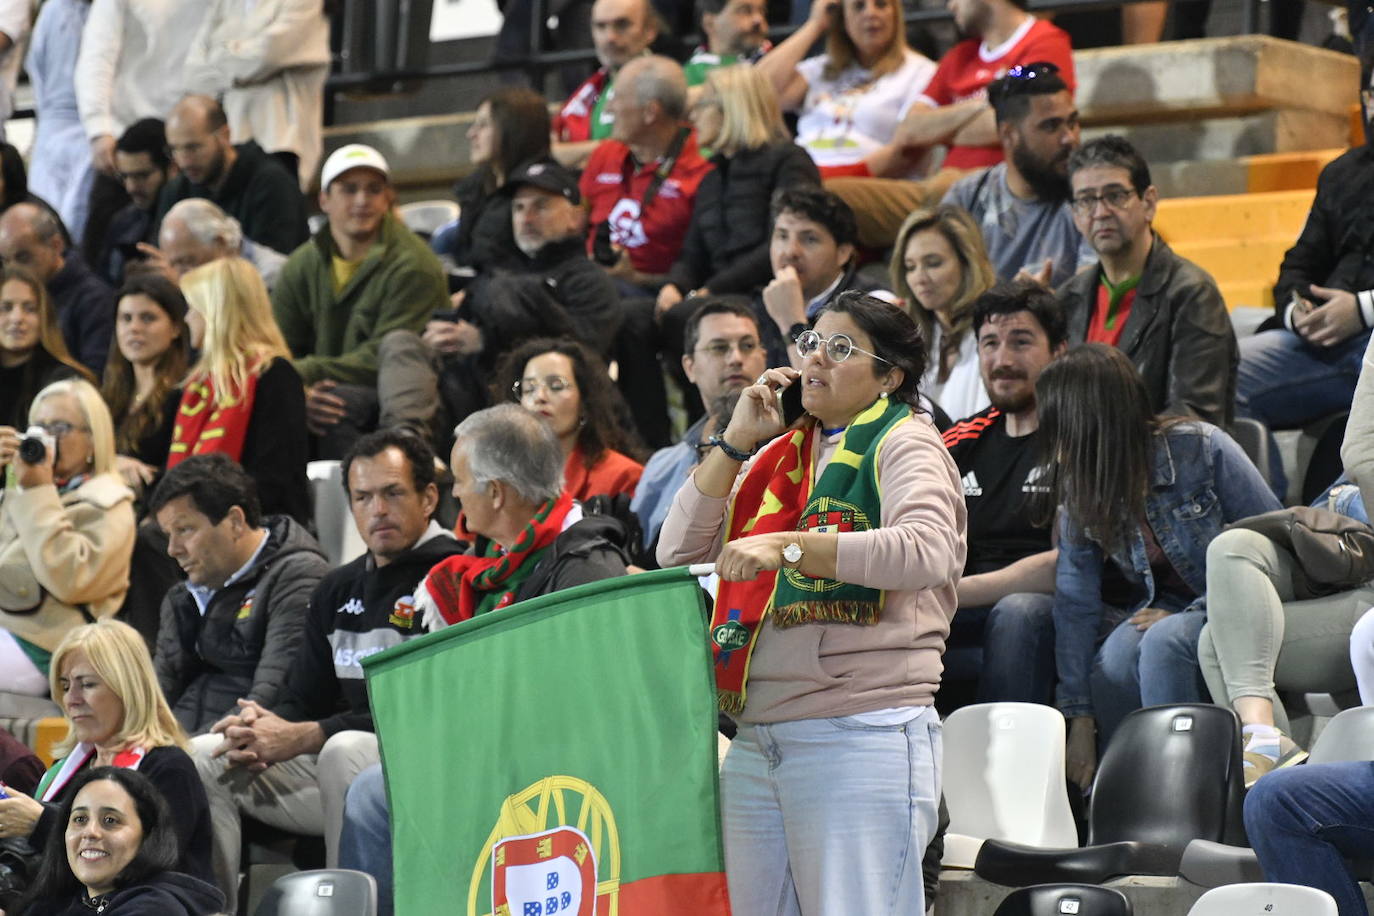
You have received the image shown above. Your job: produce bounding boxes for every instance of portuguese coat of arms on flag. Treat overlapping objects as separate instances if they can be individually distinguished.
[363,567,732,916]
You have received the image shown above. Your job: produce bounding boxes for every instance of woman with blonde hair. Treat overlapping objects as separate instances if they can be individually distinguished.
[0,378,135,695]
[173,257,309,523]
[0,265,93,429]
[0,619,213,884]
[657,65,821,321]
[756,0,936,178]
[891,204,997,419]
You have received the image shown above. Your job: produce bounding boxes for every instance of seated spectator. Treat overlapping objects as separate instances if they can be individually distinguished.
[101,274,190,495]
[14,767,223,916]
[149,454,327,735]
[0,266,95,429]
[1236,141,1374,498]
[183,0,331,187]
[451,87,553,274]
[95,119,172,287]
[552,0,660,167]
[684,0,771,88]
[580,55,711,294]
[172,258,309,524]
[27,0,97,248]
[755,0,936,178]
[0,379,136,696]
[1039,345,1277,791]
[942,280,1066,706]
[941,65,1090,288]
[342,404,632,915]
[192,430,463,914]
[155,95,307,258]
[1198,332,1374,785]
[1059,136,1237,428]
[271,144,448,458]
[657,65,821,314]
[0,727,44,796]
[0,620,212,884]
[753,185,889,369]
[892,205,995,420]
[1245,761,1374,916]
[144,198,286,291]
[631,297,767,558]
[495,338,645,502]
[0,203,114,376]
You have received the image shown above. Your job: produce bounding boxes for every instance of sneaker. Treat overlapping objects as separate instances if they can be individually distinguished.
[1242,733,1308,788]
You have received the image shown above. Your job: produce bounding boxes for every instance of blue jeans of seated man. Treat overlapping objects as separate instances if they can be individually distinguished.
[338,763,393,916]
[978,592,1056,706]
[1090,608,1208,744]
[1245,762,1374,916]
[721,709,942,916]
[1236,327,1370,495]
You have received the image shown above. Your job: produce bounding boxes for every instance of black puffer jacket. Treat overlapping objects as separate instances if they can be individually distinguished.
[154,515,329,734]
[21,870,223,916]
[665,141,820,296]
[511,514,631,602]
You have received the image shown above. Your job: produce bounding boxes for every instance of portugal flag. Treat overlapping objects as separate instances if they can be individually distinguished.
[363,567,732,916]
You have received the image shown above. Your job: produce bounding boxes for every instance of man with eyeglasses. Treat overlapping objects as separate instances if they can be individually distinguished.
[631,297,767,559]
[942,64,1093,290]
[1058,135,1237,428]
[94,118,173,286]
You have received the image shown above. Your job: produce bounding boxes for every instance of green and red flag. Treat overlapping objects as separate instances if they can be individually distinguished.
[363,566,732,916]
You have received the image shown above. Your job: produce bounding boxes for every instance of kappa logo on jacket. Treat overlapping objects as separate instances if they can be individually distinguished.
[339,598,365,616]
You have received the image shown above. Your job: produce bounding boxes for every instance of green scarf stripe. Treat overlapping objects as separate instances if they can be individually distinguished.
[771,398,910,626]
[473,496,557,590]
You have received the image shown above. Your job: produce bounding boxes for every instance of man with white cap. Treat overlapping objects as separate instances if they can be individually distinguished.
[271,144,449,458]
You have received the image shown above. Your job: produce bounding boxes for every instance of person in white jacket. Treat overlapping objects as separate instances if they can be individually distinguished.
[183,0,330,191]
[0,0,32,142]
[28,0,94,244]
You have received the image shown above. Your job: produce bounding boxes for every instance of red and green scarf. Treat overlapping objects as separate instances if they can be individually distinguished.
[710,397,910,713]
[422,493,574,625]
[167,372,260,467]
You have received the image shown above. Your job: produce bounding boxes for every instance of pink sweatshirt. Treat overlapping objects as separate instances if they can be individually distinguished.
[658,413,967,723]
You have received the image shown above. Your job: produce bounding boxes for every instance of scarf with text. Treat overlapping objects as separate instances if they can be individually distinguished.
[167,371,260,466]
[710,397,909,713]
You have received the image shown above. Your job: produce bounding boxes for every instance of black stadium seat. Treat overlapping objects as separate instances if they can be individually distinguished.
[993,883,1134,916]
[975,704,1246,887]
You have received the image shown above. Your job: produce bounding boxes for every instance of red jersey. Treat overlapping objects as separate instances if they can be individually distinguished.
[553,69,612,144]
[919,18,1076,171]
[579,131,712,275]
[1086,279,1137,348]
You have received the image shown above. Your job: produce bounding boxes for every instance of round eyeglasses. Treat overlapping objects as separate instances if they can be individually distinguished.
[794,329,891,365]
[512,375,574,400]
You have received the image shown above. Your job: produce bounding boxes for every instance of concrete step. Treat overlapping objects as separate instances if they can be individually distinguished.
[1084,107,1349,164]
[1152,148,1343,198]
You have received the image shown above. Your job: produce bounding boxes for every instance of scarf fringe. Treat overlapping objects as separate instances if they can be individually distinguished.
[773,601,881,628]
[717,690,746,715]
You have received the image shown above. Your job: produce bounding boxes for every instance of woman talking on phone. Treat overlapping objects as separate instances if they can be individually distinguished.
[658,291,965,914]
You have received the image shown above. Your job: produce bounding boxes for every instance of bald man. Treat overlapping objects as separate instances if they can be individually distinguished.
[552,0,659,167]
[154,94,308,256]
[0,202,113,374]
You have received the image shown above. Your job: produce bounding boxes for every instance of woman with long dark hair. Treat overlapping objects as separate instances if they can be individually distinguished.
[0,266,93,429]
[1037,344,1278,791]
[494,337,645,502]
[658,291,963,913]
[450,87,553,273]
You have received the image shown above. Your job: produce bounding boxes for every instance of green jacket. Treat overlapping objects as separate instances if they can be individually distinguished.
[272,212,447,386]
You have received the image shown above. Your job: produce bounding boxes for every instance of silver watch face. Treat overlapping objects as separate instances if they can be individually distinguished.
[783,543,803,563]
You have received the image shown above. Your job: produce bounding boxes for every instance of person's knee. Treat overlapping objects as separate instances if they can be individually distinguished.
[987,593,1054,630]
[190,732,226,782]
[319,730,380,783]
[1243,765,1307,835]
[379,328,424,358]
[344,763,388,824]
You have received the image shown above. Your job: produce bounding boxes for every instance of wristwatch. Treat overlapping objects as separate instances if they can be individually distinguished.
[782,542,804,568]
[787,321,808,342]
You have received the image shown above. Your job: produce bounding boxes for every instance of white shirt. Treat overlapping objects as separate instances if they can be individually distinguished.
[924,324,989,422]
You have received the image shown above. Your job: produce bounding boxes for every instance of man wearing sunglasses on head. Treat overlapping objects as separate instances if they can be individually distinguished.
[1057,135,1237,429]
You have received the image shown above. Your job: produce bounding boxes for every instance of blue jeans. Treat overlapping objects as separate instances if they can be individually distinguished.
[721,710,942,916]
[1245,762,1374,916]
[1090,610,1208,742]
[338,763,393,916]
[1236,328,1370,494]
[978,592,1056,706]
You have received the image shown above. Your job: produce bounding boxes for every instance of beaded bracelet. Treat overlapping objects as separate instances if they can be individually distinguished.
[707,435,753,462]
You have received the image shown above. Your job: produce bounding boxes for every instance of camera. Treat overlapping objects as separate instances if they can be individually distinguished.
[592,221,618,266]
[18,426,55,465]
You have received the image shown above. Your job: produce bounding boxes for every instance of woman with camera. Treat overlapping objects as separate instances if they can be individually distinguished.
[11,767,221,916]
[0,267,93,431]
[0,379,135,697]
[658,292,964,914]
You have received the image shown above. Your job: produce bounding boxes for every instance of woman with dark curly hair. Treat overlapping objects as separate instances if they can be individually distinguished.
[494,337,644,502]
[14,766,222,915]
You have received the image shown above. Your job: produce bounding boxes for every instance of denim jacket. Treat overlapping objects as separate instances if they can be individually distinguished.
[1053,422,1281,718]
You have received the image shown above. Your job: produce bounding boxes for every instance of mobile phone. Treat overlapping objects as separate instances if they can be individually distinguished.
[780,378,805,427]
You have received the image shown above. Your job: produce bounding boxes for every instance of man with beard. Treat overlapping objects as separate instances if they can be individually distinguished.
[1058,135,1237,428]
[943,65,1092,289]
[942,279,1065,705]
[154,94,308,256]
[684,0,770,89]
[630,297,766,559]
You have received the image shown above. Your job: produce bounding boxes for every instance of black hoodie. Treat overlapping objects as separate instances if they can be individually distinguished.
[22,870,223,916]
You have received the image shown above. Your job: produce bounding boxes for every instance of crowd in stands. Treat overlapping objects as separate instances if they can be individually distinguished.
[0,0,1372,914]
